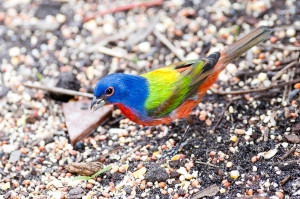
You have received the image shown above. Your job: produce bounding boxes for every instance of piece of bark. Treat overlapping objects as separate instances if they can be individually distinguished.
[293,124,300,134]
[284,134,300,143]
[191,184,219,199]
[63,100,113,145]
[65,162,102,176]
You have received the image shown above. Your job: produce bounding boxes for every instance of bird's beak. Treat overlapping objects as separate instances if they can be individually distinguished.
[91,96,107,112]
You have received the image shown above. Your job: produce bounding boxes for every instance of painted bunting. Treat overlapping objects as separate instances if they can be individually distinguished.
[91,26,271,126]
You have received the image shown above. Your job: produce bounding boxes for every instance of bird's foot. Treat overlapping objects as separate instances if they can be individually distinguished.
[161,125,190,159]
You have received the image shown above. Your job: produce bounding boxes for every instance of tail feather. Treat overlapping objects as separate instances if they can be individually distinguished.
[215,26,271,70]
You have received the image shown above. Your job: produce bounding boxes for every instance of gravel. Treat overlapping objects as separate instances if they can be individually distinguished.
[0,0,299,198]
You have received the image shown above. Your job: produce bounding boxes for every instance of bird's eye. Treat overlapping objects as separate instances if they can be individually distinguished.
[105,87,114,96]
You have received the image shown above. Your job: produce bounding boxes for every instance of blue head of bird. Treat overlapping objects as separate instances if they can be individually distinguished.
[91,73,149,113]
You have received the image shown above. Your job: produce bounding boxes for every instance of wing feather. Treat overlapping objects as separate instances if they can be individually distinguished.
[141,53,220,118]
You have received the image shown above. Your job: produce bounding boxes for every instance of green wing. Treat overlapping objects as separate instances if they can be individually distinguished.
[141,57,216,118]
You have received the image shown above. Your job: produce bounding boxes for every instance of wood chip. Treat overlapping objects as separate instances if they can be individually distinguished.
[65,162,102,176]
[284,134,300,143]
[293,124,300,133]
[62,100,113,145]
[191,184,219,199]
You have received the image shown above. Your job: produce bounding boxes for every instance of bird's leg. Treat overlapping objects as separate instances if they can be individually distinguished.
[161,125,191,158]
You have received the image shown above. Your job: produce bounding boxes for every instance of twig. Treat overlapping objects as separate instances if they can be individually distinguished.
[273,25,300,31]
[236,59,297,77]
[154,30,185,61]
[195,161,219,168]
[263,127,269,142]
[83,0,164,22]
[259,43,300,51]
[282,69,292,103]
[87,46,132,60]
[89,28,136,51]
[120,145,142,164]
[212,101,232,132]
[212,78,300,95]
[24,82,94,98]
[126,11,162,48]
[281,144,297,160]
[272,61,297,81]
[280,175,291,186]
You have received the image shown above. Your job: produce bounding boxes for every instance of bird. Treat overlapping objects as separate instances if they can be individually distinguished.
[91,26,271,126]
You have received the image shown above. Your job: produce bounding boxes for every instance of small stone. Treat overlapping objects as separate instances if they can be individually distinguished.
[234,129,245,135]
[144,163,169,182]
[2,144,15,154]
[258,148,278,159]
[84,19,97,31]
[138,42,151,53]
[177,167,188,175]
[9,150,21,163]
[1,182,10,190]
[258,73,267,81]
[253,166,258,172]
[186,52,199,60]
[286,28,296,37]
[9,47,21,57]
[68,187,85,198]
[0,86,9,98]
[294,83,300,89]
[275,191,284,199]
[270,36,278,43]
[56,13,66,23]
[123,185,132,195]
[229,106,234,114]
[226,162,233,168]
[230,135,238,142]
[192,180,199,187]
[133,167,147,178]
[159,182,166,187]
[230,170,239,179]
[103,23,114,35]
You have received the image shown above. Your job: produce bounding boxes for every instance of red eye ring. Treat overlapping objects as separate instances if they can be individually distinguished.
[105,87,114,97]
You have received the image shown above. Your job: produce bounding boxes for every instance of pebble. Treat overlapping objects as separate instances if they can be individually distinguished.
[84,19,97,31]
[1,182,10,190]
[8,150,21,163]
[258,73,268,81]
[186,52,199,60]
[230,170,239,179]
[8,47,21,57]
[138,42,151,53]
[234,129,245,135]
[0,1,298,199]
[258,148,278,159]
[286,28,296,37]
[133,167,147,178]
[2,144,16,153]
[230,135,238,142]
[226,162,233,168]
[103,23,114,35]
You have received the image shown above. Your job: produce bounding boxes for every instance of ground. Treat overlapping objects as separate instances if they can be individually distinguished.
[0,0,299,199]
